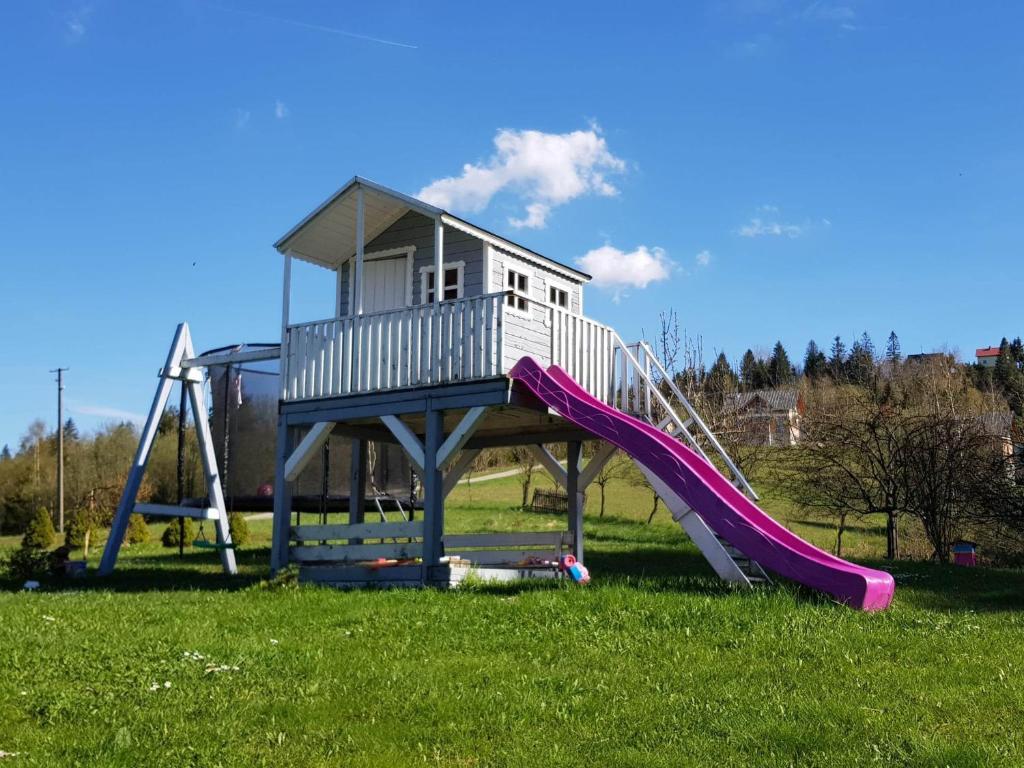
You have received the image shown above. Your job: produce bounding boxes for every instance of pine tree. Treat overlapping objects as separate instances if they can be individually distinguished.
[706,352,738,397]
[768,341,794,386]
[994,338,1015,388]
[740,349,758,390]
[0,444,10,461]
[828,336,847,382]
[1011,337,1024,367]
[848,332,876,384]
[885,331,901,363]
[22,507,55,550]
[63,418,79,442]
[803,340,827,381]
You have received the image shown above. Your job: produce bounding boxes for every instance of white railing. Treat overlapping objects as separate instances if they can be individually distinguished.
[284,292,506,400]
[282,295,755,499]
[548,308,617,402]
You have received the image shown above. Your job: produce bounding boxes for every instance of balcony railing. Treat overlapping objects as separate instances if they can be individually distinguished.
[284,292,506,400]
[280,295,756,497]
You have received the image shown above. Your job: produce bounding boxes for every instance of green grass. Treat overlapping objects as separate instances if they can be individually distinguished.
[2,472,1024,766]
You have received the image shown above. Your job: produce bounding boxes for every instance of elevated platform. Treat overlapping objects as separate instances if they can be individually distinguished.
[278,376,595,448]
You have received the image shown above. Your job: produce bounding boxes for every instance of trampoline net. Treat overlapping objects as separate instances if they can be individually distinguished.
[204,344,416,505]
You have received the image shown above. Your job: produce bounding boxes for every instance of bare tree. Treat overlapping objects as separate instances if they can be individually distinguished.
[507,446,537,509]
[779,382,908,557]
[592,452,628,518]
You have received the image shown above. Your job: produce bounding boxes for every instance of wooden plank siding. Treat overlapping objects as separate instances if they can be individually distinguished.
[338,211,484,316]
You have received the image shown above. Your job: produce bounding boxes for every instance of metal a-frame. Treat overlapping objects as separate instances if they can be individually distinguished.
[98,322,236,576]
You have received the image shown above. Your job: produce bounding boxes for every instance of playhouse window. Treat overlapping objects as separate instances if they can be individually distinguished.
[549,285,568,308]
[422,264,463,303]
[506,268,530,312]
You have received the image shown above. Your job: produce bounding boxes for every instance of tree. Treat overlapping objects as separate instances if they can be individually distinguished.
[22,506,55,550]
[63,418,79,442]
[739,350,758,391]
[803,341,827,381]
[0,444,11,462]
[900,413,1014,562]
[828,336,847,382]
[507,447,537,509]
[767,341,795,386]
[781,385,908,558]
[885,331,902,364]
[706,352,738,400]
[590,450,627,518]
[847,332,876,385]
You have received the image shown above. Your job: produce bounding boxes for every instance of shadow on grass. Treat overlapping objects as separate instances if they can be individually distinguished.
[788,517,887,536]
[0,547,272,594]
[878,558,1024,613]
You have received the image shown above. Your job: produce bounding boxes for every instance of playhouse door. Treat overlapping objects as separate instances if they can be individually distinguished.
[361,257,408,313]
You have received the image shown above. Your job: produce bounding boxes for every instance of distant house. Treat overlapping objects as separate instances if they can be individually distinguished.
[976,346,1001,368]
[725,389,804,446]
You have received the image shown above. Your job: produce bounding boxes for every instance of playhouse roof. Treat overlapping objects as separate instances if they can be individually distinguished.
[273,176,591,281]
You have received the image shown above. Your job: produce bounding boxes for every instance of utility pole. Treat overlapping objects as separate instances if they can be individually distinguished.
[51,367,69,533]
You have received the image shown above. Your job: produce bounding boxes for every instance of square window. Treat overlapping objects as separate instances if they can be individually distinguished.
[549,286,568,308]
[422,263,463,303]
[505,268,530,313]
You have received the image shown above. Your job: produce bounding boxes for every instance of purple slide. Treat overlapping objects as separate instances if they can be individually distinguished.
[510,357,895,611]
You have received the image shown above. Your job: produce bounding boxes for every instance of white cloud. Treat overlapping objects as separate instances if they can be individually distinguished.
[73,404,145,425]
[418,125,626,229]
[737,206,831,239]
[695,250,712,267]
[274,100,289,119]
[65,5,92,41]
[739,218,805,238]
[576,244,673,301]
[805,1,856,22]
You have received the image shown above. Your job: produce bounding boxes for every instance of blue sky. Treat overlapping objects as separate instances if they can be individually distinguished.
[1,0,1022,447]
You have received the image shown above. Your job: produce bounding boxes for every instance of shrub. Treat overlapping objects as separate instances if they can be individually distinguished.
[228,512,249,548]
[3,546,50,582]
[161,518,195,548]
[22,507,55,550]
[64,511,94,550]
[124,514,150,545]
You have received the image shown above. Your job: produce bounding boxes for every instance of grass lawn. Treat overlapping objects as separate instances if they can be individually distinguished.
[2,470,1023,766]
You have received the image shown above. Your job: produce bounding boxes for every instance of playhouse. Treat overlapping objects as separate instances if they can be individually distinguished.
[97,176,895,610]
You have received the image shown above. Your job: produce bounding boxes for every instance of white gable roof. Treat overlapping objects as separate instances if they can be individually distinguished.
[274,176,590,281]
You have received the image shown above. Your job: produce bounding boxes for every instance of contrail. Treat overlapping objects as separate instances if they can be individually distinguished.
[209,4,418,49]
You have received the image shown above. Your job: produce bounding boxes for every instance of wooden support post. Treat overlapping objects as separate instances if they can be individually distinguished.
[567,441,583,562]
[380,415,425,475]
[422,408,445,572]
[354,185,365,316]
[270,418,294,573]
[528,444,568,489]
[579,442,617,490]
[433,218,444,305]
[284,421,335,481]
[281,252,292,343]
[349,438,367,529]
[442,448,482,498]
[436,406,488,469]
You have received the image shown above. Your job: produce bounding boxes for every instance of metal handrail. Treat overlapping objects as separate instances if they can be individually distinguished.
[634,339,758,500]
